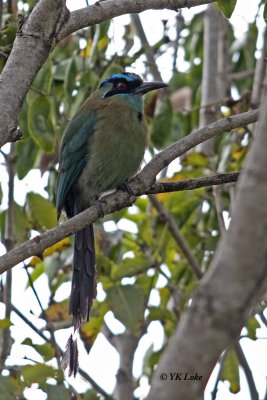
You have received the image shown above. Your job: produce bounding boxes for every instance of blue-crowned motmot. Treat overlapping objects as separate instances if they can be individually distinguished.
[56,72,167,330]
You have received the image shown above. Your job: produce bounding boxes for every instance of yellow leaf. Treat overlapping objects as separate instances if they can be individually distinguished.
[43,237,71,257]
[97,36,109,52]
[29,237,71,266]
[45,300,69,322]
[80,39,92,58]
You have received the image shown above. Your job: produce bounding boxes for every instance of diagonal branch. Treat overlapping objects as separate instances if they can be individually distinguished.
[0,171,238,273]
[0,109,258,273]
[130,13,162,81]
[234,342,259,400]
[58,0,216,42]
[149,194,203,278]
[0,144,16,371]
[0,0,70,148]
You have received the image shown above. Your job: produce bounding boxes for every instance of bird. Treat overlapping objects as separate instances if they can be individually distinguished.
[56,72,167,374]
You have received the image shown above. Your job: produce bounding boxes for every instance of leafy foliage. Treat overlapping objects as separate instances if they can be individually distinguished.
[0,1,265,399]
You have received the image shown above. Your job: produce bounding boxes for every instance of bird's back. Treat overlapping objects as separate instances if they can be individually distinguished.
[75,93,148,208]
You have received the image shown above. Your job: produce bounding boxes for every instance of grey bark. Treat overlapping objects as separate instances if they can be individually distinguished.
[146,99,267,400]
[0,0,69,148]
[251,26,267,108]
[199,6,227,155]
[58,0,216,41]
[113,332,139,400]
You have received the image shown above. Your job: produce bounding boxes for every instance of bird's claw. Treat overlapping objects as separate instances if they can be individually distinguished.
[117,181,135,196]
[92,199,106,218]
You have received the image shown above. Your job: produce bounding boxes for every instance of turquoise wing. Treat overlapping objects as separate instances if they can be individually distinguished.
[56,111,96,216]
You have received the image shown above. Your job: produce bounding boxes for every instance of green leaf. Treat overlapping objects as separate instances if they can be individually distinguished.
[33,56,53,96]
[16,138,39,180]
[64,58,77,97]
[28,96,55,153]
[0,318,12,328]
[111,255,152,280]
[27,192,57,230]
[246,316,260,340]
[80,302,108,351]
[82,389,99,400]
[217,0,237,18]
[26,262,45,287]
[22,339,55,361]
[150,99,173,148]
[21,364,56,385]
[18,101,30,139]
[183,152,209,168]
[221,348,240,393]
[147,306,176,322]
[107,285,145,333]
[45,384,71,400]
[0,376,25,400]
[1,203,31,245]
[35,343,56,362]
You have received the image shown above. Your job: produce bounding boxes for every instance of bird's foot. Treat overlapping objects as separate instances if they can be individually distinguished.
[117,181,135,196]
[92,199,106,218]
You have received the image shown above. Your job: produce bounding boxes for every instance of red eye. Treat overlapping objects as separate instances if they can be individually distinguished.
[116,82,127,91]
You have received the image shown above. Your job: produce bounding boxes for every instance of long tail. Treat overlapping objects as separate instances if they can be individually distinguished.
[69,224,97,329]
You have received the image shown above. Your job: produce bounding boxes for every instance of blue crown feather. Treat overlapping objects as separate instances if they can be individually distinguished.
[100,72,143,88]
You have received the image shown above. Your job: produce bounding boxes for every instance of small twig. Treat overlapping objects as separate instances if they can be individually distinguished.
[234,342,259,400]
[149,194,203,279]
[23,262,63,367]
[258,311,267,329]
[0,144,16,372]
[230,70,254,82]
[212,185,226,233]
[78,368,115,400]
[0,149,8,161]
[12,304,49,342]
[0,51,8,59]
[210,350,228,400]
[130,13,162,81]
[24,263,44,313]
[172,10,183,72]
[145,172,239,195]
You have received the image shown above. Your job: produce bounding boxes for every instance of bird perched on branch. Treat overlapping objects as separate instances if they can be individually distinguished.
[56,72,167,375]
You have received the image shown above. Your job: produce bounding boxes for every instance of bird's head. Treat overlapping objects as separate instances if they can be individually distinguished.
[99,72,167,99]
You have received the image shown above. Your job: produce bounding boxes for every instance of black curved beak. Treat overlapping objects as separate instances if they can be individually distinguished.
[134,81,168,95]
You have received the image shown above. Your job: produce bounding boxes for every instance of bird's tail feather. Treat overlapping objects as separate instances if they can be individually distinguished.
[69,224,97,329]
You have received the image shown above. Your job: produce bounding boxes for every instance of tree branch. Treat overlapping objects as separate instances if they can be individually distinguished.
[234,342,259,400]
[0,171,239,273]
[58,0,216,42]
[0,144,16,371]
[112,331,139,400]
[145,104,267,399]
[0,0,69,148]
[149,194,203,279]
[0,109,258,272]
[130,13,162,81]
